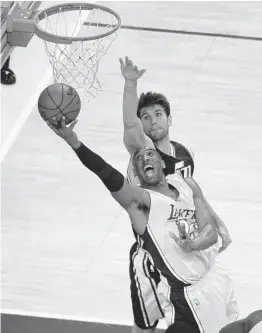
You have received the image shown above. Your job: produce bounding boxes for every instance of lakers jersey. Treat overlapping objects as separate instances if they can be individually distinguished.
[126,140,194,185]
[141,173,213,285]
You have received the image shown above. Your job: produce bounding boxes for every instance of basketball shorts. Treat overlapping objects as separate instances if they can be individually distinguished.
[129,242,163,329]
[129,243,239,332]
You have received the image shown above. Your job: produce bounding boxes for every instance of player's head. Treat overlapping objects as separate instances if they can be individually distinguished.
[132,146,165,186]
[137,92,172,142]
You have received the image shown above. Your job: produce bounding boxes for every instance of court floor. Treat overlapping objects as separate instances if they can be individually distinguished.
[1,1,262,332]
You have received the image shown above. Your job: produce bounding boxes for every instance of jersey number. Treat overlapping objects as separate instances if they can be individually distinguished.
[176,164,192,178]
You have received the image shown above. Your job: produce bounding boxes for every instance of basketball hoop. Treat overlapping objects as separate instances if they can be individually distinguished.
[33,2,121,102]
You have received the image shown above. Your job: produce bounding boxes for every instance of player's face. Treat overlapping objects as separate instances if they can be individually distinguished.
[140,104,172,142]
[133,147,164,186]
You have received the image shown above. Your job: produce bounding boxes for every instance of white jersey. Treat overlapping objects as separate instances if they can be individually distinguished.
[166,174,221,265]
[141,173,219,285]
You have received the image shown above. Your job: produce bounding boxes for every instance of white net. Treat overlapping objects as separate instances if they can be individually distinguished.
[37,4,120,102]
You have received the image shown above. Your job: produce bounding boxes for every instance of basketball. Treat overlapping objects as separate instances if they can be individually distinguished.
[38,83,81,126]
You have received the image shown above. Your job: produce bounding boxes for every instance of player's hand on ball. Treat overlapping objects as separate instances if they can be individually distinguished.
[46,116,80,149]
[169,231,193,252]
[217,227,232,253]
[119,56,146,81]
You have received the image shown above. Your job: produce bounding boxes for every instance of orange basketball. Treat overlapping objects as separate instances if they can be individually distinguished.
[38,83,81,126]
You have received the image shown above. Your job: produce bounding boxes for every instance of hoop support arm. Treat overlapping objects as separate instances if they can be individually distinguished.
[7,2,41,47]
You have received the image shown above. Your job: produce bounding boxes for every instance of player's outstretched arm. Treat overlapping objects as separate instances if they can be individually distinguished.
[46,116,150,235]
[119,56,154,154]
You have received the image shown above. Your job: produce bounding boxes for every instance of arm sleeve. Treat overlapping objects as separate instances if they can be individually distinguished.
[73,142,125,192]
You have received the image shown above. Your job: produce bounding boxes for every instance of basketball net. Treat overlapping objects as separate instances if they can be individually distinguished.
[36,4,120,102]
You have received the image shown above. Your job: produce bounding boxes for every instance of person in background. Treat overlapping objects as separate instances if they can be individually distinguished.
[1,56,16,85]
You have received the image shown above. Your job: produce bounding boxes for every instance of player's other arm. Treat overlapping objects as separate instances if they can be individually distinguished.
[46,117,149,235]
[181,144,232,252]
[119,57,154,154]
[203,198,232,253]
[182,145,232,253]
[185,178,218,251]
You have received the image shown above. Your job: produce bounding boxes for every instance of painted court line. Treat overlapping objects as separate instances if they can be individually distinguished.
[1,309,133,327]
[1,309,167,329]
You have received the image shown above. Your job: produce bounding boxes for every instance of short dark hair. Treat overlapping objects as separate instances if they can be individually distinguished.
[137,92,171,118]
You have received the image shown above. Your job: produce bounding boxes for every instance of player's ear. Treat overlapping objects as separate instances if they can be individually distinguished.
[168,115,172,127]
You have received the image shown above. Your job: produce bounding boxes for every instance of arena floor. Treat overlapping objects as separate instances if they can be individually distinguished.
[1,1,262,332]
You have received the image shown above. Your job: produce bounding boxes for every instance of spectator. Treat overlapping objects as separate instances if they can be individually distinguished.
[1,56,16,85]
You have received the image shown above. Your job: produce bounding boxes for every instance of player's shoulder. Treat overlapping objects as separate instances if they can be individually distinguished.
[171,140,194,160]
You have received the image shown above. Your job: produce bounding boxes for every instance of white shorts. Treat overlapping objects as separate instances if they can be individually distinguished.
[158,263,239,332]
[130,243,238,332]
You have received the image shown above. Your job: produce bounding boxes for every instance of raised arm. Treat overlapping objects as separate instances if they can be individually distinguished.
[46,117,150,234]
[119,56,154,154]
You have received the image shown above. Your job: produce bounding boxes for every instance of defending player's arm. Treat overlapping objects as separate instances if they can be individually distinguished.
[170,220,217,252]
[186,178,218,250]
[186,167,232,252]
[203,198,232,253]
[46,117,150,235]
[119,56,154,154]
[170,177,218,252]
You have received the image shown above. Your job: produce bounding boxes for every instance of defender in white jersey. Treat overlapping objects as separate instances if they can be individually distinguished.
[119,56,232,333]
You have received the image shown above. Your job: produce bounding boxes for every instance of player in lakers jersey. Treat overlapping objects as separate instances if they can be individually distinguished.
[46,115,238,333]
[127,139,196,331]
[119,56,232,333]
